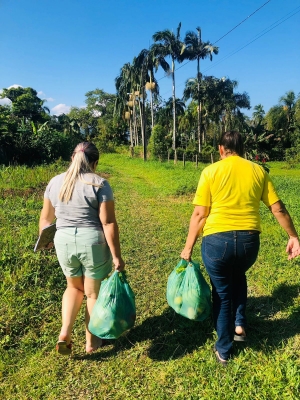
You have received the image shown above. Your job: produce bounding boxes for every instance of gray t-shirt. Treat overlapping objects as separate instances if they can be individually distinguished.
[44,172,114,229]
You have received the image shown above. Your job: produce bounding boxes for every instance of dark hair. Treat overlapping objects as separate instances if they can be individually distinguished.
[219,131,244,157]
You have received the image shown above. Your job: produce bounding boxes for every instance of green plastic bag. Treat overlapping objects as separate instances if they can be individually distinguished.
[166,259,211,321]
[88,271,136,339]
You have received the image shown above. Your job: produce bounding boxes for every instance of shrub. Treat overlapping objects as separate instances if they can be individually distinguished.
[147,124,170,161]
[284,146,300,169]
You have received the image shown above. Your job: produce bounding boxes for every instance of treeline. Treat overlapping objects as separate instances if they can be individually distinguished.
[0,87,127,165]
[113,22,300,163]
[1,23,300,165]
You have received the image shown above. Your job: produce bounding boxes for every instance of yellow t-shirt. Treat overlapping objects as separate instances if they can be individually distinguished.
[193,156,280,236]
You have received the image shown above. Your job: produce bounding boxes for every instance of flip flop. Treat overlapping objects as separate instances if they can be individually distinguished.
[213,346,228,366]
[215,350,228,366]
[56,340,72,355]
[234,332,247,342]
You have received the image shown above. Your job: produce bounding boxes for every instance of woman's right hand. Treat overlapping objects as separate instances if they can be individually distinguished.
[286,236,300,260]
[180,247,192,261]
[113,256,125,272]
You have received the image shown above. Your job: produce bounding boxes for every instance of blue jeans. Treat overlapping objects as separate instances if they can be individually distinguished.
[201,231,260,360]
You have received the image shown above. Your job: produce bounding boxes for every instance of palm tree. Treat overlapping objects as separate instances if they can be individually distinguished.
[183,27,218,152]
[152,22,185,152]
[133,49,170,160]
[134,48,170,130]
[198,76,250,146]
[165,97,186,118]
[178,103,197,148]
[279,91,296,112]
[115,62,140,147]
[278,90,298,146]
[252,104,265,126]
[223,91,250,131]
[279,90,297,128]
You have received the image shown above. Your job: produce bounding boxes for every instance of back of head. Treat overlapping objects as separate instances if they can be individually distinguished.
[72,142,99,170]
[219,131,244,157]
[59,142,100,202]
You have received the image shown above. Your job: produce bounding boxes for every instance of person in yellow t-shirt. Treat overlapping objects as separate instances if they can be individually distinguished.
[181,131,300,366]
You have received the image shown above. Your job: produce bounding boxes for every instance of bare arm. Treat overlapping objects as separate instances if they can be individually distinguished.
[100,200,125,271]
[269,200,300,260]
[39,198,55,234]
[181,205,210,261]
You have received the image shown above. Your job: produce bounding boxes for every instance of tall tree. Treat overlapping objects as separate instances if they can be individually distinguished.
[185,76,250,146]
[115,62,140,147]
[204,77,250,129]
[152,22,185,152]
[183,27,218,152]
[279,91,298,137]
[178,102,198,149]
[85,88,116,117]
[1,87,50,123]
[155,97,185,148]
[252,104,265,126]
[134,48,170,130]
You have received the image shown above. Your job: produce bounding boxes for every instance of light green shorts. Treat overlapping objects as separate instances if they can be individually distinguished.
[54,227,112,280]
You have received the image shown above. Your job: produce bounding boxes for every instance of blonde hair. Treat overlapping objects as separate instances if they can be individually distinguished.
[59,142,102,203]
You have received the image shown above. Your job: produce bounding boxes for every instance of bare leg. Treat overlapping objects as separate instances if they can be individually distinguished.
[58,276,84,344]
[84,276,103,353]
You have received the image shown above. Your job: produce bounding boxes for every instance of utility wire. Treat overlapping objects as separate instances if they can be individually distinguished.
[212,0,271,45]
[156,0,273,84]
[202,5,300,74]
[161,5,300,95]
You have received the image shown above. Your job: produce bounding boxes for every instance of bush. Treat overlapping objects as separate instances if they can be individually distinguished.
[284,146,300,169]
[147,124,170,161]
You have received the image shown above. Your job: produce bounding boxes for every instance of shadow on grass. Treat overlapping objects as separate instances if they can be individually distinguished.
[73,308,215,362]
[237,283,300,352]
[122,307,215,361]
[74,282,299,362]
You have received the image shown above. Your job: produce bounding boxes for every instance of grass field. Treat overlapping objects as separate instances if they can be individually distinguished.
[0,155,299,399]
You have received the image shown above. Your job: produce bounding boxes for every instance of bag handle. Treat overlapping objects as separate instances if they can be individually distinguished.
[118,270,128,283]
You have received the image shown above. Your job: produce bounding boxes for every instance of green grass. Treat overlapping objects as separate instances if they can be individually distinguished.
[0,155,299,399]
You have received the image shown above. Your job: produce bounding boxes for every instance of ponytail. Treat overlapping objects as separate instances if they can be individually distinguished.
[59,142,101,203]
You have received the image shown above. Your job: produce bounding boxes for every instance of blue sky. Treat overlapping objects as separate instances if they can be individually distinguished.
[0,0,299,117]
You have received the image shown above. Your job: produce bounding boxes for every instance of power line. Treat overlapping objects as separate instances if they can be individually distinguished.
[202,6,300,74]
[212,0,271,45]
[156,0,273,86]
[161,5,300,96]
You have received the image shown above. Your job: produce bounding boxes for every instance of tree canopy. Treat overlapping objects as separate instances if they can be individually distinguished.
[1,22,299,165]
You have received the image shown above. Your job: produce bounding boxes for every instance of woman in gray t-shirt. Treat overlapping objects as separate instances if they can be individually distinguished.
[39,142,125,355]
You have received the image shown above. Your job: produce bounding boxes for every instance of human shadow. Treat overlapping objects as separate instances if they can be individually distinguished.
[232,283,300,356]
[122,307,215,361]
[74,282,299,362]
[74,307,214,362]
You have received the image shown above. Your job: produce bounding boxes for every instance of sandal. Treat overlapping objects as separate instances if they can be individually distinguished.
[215,350,228,366]
[213,346,228,366]
[234,332,247,342]
[56,340,72,355]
